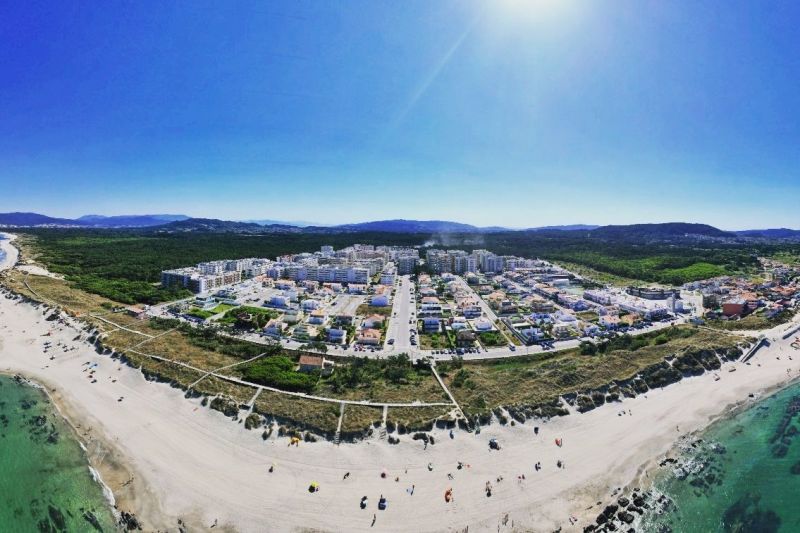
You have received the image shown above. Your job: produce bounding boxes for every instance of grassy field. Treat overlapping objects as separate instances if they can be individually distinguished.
[707,309,797,331]
[340,404,383,433]
[554,261,645,287]
[387,406,453,431]
[442,326,745,418]
[186,307,215,320]
[253,390,341,434]
[315,368,448,404]
[419,332,450,350]
[1,269,111,317]
[478,331,507,347]
[356,304,393,317]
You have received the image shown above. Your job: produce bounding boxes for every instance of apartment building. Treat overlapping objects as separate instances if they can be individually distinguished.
[453,254,477,274]
[161,268,241,294]
[426,249,452,274]
[397,255,418,275]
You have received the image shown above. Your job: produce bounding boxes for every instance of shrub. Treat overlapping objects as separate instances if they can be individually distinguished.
[242,356,317,393]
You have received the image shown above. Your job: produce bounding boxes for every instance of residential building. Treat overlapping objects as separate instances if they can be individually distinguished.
[327,328,346,344]
[298,354,325,373]
[422,317,441,332]
[397,255,418,275]
[357,328,382,345]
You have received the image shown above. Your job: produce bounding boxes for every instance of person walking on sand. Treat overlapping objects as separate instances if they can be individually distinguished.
[372,513,376,527]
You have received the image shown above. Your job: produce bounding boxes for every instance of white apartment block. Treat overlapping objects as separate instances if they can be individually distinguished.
[397,255,418,275]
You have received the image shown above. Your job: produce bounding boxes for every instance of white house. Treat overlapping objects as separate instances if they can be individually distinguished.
[307,309,326,325]
[328,328,346,344]
[357,328,382,345]
[422,317,441,332]
[473,317,494,332]
[263,320,285,337]
[302,299,320,311]
[599,315,621,329]
[362,314,385,329]
[450,316,468,330]
[371,293,390,307]
[269,295,289,308]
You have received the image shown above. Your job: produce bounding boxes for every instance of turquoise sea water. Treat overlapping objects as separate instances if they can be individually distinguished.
[642,381,800,532]
[0,375,117,532]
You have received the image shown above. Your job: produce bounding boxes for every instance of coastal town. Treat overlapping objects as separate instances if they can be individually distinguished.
[3,232,800,533]
[150,244,800,364]
[4,2,800,531]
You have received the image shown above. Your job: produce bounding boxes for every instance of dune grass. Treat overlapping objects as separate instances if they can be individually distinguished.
[444,326,745,417]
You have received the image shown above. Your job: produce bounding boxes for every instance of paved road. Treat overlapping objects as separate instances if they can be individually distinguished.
[384,275,414,352]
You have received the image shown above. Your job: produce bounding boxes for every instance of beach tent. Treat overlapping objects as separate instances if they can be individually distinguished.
[378,496,387,510]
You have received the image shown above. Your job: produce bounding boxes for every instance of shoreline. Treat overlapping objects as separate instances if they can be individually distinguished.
[2,233,800,531]
[13,369,177,530]
[0,232,19,270]
[4,373,119,513]
[597,372,800,529]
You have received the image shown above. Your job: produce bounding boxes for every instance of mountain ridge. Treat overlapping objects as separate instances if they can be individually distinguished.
[1,212,798,241]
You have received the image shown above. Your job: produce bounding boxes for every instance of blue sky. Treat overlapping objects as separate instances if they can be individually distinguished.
[1,1,799,229]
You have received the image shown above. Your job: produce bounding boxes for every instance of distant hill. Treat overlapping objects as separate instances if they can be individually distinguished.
[0,212,85,227]
[589,223,733,241]
[245,219,323,228]
[6,213,795,245]
[78,214,189,227]
[331,219,504,233]
[155,218,306,234]
[155,218,267,233]
[527,224,599,232]
[735,228,800,239]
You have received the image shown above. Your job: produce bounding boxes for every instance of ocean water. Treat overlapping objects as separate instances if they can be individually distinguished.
[0,375,117,532]
[641,381,800,532]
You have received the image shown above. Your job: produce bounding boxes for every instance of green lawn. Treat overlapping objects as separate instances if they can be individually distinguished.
[186,307,215,320]
[211,303,238,314]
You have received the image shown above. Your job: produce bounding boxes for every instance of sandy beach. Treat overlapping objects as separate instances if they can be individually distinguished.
[0,232,19,271]
[2,233,800,532]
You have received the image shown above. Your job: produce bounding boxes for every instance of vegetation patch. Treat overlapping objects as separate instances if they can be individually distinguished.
[240,356,318,393]
[216,305,278,329]
[356,304,393,317]
[707,309,796,331]
[253,390,340,435]
[445,326,745,419]
[479,331,507,347]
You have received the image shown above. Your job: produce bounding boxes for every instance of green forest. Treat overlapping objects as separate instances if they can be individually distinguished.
[18,228,795,305]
